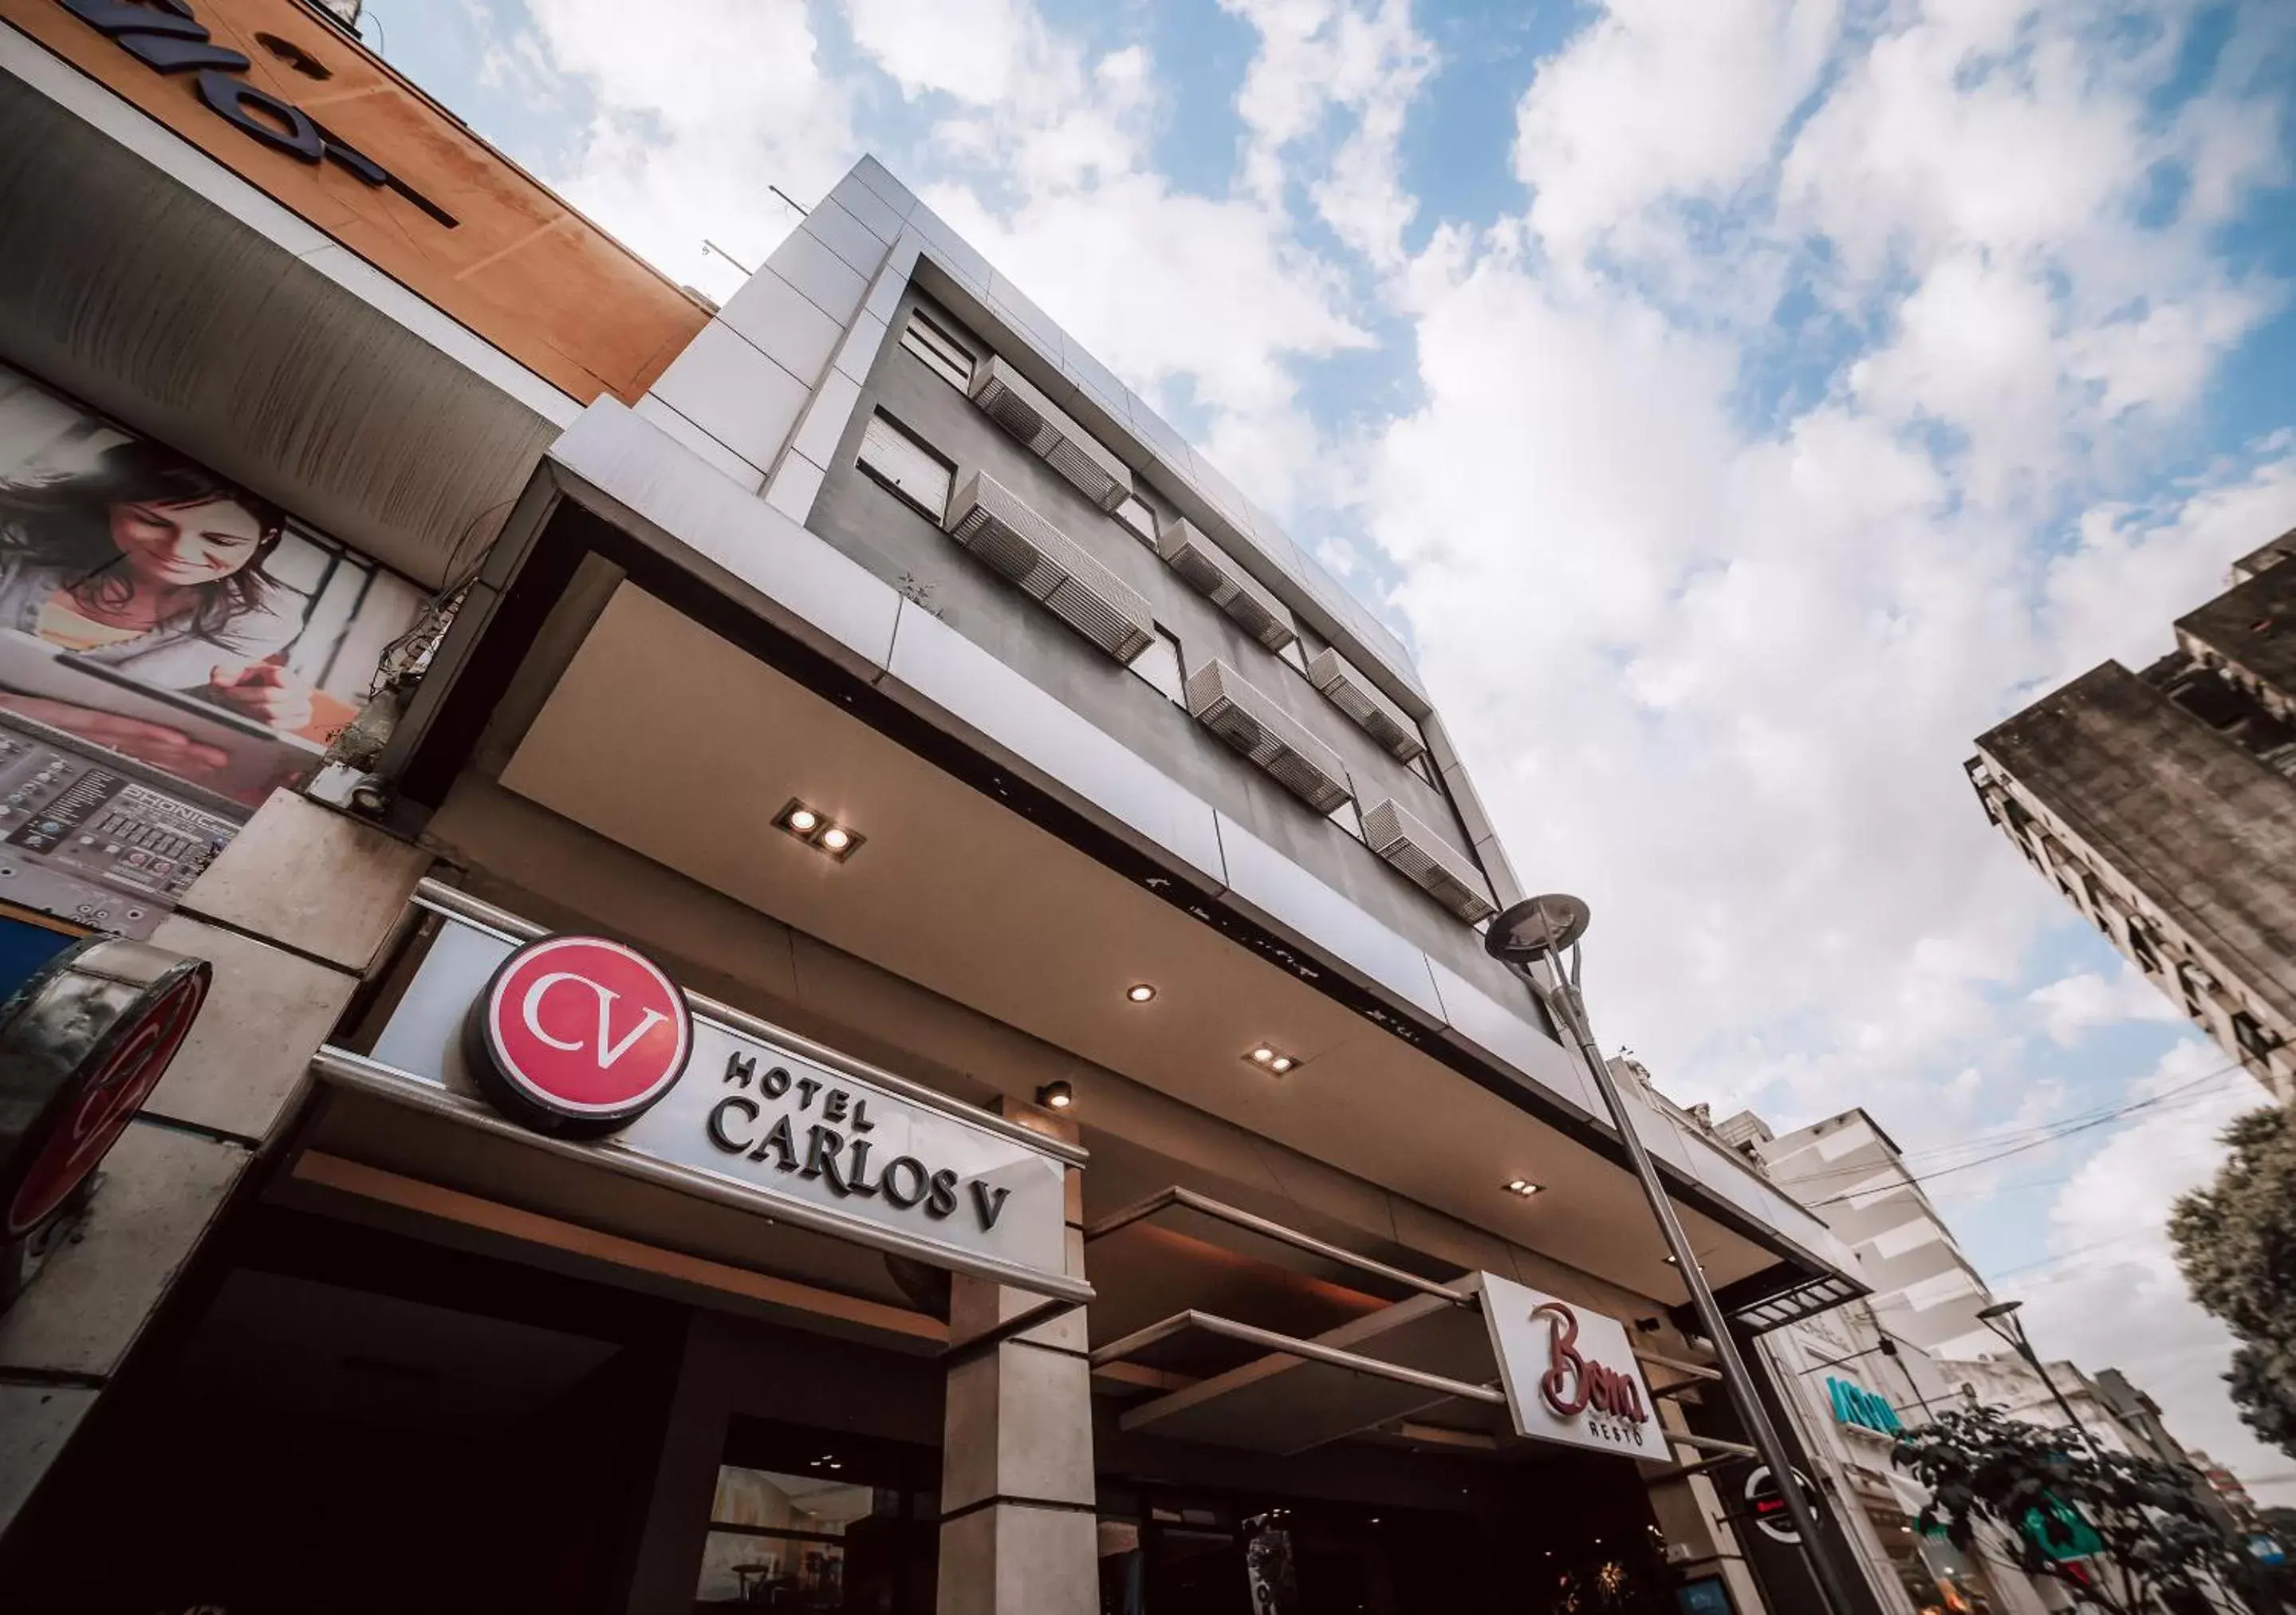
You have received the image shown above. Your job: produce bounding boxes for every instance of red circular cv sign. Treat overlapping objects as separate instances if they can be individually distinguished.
[467,935,693,1137]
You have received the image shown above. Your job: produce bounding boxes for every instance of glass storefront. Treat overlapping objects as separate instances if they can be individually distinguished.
[1093,1473,1680,1615]
[695,1419,940,1613]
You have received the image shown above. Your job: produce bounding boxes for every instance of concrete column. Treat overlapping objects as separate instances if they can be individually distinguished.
[0,790,429,1541]
[935,1098,1097,1615]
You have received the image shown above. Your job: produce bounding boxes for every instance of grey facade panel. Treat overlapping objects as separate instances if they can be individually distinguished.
[803,283,1523,998]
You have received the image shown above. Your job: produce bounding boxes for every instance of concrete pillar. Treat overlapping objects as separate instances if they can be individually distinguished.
[0,790,429,1541]
[935,1098,1097,1615]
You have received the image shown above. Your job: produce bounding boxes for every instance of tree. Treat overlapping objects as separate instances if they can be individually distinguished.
[1892,1405,2250,1615]
[2171,1106,2296,1460]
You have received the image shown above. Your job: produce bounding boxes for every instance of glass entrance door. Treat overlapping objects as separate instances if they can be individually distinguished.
[694,1417,939,1613]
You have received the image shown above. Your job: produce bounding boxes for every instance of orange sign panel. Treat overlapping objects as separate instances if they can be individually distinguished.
[2,0,708,405]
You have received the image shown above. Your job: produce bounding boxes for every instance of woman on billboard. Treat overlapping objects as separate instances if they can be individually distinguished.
[0,440,318,781]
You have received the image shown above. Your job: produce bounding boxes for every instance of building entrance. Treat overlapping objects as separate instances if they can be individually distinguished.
[4,1207,682,1615]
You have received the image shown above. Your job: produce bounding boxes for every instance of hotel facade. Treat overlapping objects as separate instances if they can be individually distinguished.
[0,5,1891,1612]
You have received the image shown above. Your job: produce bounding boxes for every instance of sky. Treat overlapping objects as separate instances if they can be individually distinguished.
[369,0,2296,1498]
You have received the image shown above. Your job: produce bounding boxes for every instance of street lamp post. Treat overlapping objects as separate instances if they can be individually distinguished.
[1487,895,1865,1615]
[1975,1301,2104,1460]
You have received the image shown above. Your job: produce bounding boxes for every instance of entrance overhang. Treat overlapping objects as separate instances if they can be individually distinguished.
[381,395,1868,1318]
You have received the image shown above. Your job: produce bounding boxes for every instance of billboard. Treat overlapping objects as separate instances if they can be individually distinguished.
[0,360,424,809]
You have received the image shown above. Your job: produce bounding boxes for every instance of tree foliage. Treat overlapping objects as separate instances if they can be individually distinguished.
[2171,1105,2296,1459]
[1892,1405,2247,1615]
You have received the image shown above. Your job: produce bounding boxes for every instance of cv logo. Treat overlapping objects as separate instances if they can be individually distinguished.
[466,935,693,1137]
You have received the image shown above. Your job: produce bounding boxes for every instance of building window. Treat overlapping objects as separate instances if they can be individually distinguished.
[1113,495,1157,548]
[900,302,977,392]
[2126,920,2163,975]
[857,410,955,522]
[1129,626,1187,707]
[2232,1011,2279,1062]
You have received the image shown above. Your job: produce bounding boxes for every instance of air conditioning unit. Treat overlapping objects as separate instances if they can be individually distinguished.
[1361,799,1496,923]
[946,471,1156,664]
[1158,519,1298,652]
[1186,660,1353,813]
[969,356,1133,514]
[1306,648,1427,763]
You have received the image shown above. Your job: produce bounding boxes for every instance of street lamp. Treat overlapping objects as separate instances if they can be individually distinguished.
[1487,895,1862,1615]
[1975,1300,2103,1459]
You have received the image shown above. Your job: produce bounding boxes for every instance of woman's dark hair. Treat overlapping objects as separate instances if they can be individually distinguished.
[0,438,286,637]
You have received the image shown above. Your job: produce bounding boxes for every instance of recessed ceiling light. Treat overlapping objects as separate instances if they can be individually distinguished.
[775,798,864,861]
[1502,1178,1541,1197]
[1244,1044,1301,1074]
[1126,983,1157,1003]
[1038,1080,1074,1109]
[1270,1056,1294,1073]
[1250,1046,1276,1064]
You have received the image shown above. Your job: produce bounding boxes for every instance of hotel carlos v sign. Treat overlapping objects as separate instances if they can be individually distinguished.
[349,900,1076,1297]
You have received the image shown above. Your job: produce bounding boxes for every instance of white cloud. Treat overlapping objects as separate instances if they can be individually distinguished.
[2026,966,2183,1047]
[844,0,1039,104]
[1224,0,1435,266]
[1366,0,2292,1140]
[510,0,855,292]
[1514,0,1840,271]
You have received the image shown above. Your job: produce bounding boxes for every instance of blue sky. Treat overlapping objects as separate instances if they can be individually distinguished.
[365,0,2296,1489]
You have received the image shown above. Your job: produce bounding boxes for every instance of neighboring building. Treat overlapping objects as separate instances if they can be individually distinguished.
[1760,1298,2066,1615]
[1725,1109,2002,1361]
[1724,1101,2251,1608]
[0,6,1874,1613]
[2184,1452,2263,1525]
[1967,534,2296,1105]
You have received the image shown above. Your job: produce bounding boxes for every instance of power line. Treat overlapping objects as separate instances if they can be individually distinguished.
[1793,1061,2252,1211]
[1983,1234,2152,1281]
[1757,1062,2260,1188]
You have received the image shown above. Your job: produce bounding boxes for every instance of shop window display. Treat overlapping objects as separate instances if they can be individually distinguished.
[698,1420,939,1613]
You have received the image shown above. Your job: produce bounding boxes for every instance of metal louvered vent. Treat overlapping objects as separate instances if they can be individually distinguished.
[1159,520,1299,652]
[969,356,1133,514]
[947,472,1156,664]
[1306,647,1427,763]
[1361,799,1496,924]
[1186,660,1353,813]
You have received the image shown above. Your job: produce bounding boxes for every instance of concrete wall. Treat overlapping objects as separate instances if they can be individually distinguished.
[1977,662,2296,1095]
